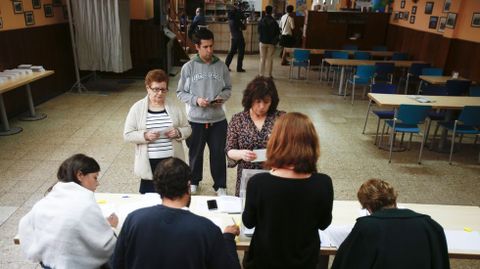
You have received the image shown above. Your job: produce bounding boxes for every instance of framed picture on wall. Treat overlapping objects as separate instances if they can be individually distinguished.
[428,16,438,29]
[443,0,451,13]
[411,6,417,15]
[446,12,457,29]
[399,12,404,19]
[404,11,409,20]
[438,17,447,32]
[394,12,400,20]
[13,1,24,14]
[410,15,415,24]
[425,2,434,15]
[32,0,41,9]
[472,13,480,28]
[400,0,406,9]
[24,11,35,26]
[52,0,62,7]
[0,17,3,30]
[44,4,53,18]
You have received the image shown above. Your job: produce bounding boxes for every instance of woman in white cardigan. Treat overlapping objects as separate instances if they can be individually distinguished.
[18,154,117,269]
[124,69,191,193]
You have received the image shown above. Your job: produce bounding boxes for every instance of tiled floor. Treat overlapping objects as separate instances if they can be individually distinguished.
[0,53,479,268]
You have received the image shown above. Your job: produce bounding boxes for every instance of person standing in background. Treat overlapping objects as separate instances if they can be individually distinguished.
[258,5,280,78]
[188,7,206,41]
[279,5,295,65]
[225,3,246,72]
[176,28,231,196]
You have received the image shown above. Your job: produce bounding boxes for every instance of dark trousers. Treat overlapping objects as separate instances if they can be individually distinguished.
[187,120,227,190]
[139,158,167,194]
[225,37,245,70]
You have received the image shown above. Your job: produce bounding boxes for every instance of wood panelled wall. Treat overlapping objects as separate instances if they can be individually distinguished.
[303,12,389,50]
[130,19,167,74]
[387,25,480,83]
[0,24,75,117]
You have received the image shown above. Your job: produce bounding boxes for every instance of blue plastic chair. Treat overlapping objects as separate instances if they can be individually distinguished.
[354,51,371,60]
[420,86,448,147]
[343,44,359,50]
[362,83,397,146]
[289,49,310,80]
[372,45,388,51]
[328,51,350,87]
[391,52,409,60]
[434,106,480,164]
[331,51,349,59]
[445,80,471,96]
[383,104,432,164]
[320,50,335,80]
[344,65,375,104]
[403,63,431,94]
[374,62,395,83]
[470,86,480,97]
[416,68,443,94]
[422,68,443,76]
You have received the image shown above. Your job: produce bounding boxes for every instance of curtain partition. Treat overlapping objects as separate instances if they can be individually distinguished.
[70,0,132,73]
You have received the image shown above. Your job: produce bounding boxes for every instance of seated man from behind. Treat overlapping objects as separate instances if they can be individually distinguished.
[110,157,241,269]
[332,179,450,269]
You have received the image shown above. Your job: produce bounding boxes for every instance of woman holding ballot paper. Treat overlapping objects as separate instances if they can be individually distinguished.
[226,76,284,196]
[124,69,191,193]
[242,112,334,269]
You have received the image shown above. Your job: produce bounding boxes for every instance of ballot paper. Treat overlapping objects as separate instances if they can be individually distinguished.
[445,230,480,252]
[319,225,354,247]
[217,195,242,213]
[251,149,267,163]
[244,226,255,237]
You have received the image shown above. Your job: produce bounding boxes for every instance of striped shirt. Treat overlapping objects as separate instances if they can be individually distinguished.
[146,109,173,159]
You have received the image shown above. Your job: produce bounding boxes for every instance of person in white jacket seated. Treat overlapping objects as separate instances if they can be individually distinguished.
[124,69,191,194]
[18,154,118,269]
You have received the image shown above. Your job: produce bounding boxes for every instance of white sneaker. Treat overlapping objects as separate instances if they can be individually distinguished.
[216,188,227,196]
[190,184,198,195]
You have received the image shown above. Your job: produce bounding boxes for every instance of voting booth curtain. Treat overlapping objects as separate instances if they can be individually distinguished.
[70,0,132,73]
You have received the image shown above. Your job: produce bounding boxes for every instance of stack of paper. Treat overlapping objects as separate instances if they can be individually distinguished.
[31,66,45,72]
[18,64,32,69]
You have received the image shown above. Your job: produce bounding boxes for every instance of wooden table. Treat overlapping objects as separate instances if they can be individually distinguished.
[321,200,480,259]
[368,93,480,110]
[14,194,480,262]
[0,71,54,135]
[284,48,394,58]
[324,59,425,95]
[367,93,480,151]
[419,75,471,85]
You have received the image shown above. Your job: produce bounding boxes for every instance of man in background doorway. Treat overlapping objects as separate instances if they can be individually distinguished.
[258,5,280,78]
[279,5,295,65]
[225,3,246,72]
[188,7,206,41]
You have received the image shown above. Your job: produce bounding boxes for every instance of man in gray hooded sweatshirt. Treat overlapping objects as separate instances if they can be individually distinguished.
[176,28,232,196]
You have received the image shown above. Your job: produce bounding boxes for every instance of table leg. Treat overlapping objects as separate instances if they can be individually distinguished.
[336,66,345,96]
[317,254,329,269]
[19,84,47,121]
[0,94,23,136]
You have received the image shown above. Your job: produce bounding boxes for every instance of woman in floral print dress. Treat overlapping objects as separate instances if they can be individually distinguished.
[226,76,285,196]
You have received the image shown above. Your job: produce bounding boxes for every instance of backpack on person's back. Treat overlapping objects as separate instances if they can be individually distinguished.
[259,16,280,45]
